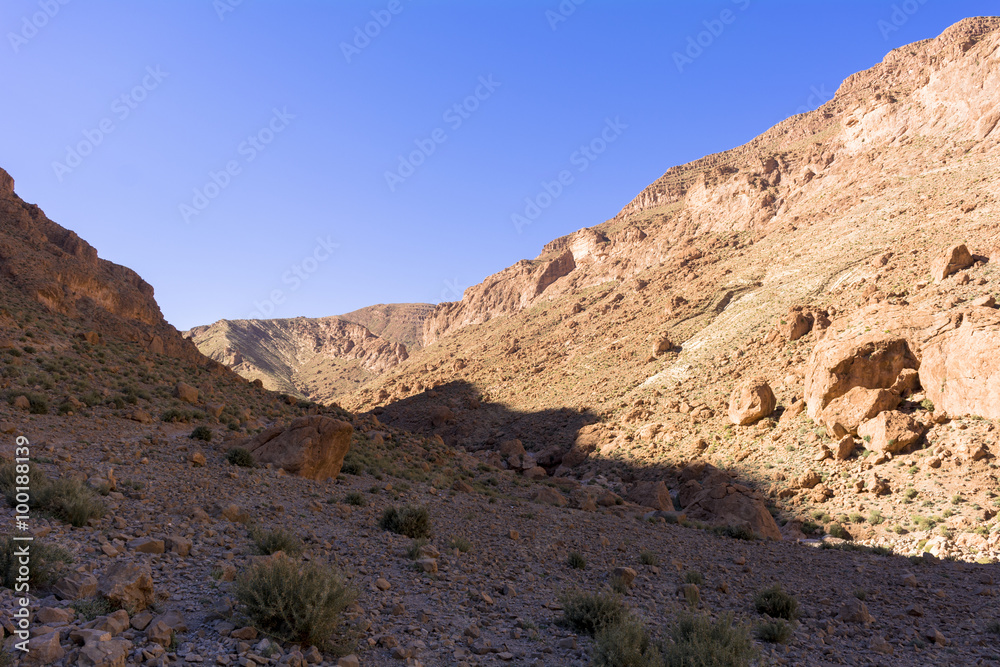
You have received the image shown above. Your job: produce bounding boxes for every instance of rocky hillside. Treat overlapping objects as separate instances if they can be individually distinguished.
[345,17,1000,563]
[186,316,411,401]
[0,168,202,363]
[338,303,435,351]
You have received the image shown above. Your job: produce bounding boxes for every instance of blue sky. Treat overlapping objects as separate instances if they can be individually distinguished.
[1,1,995,330]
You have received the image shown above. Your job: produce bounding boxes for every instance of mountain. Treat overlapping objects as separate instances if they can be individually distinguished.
[185,315,416,401]
[0,167,201,362]
[336,17,1000,559]
[339,303,435,351]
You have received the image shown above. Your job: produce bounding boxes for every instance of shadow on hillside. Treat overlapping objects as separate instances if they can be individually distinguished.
[367,379,778,500]
[369,379,599,457]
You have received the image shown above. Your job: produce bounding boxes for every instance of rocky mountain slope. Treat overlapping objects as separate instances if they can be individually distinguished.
[0,168,202,363]
[1,16,1000,667]
[185,314,417,401]
[343,17,1000,564]
[338,304,435,351]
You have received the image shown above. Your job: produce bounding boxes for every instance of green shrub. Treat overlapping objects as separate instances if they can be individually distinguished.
[639,550,659,566]
[659,612,757,666]
[249,526,303,556]
[340,456,363,476]
[592,616,662,667]
[560,589,627,636]
[868,510,884,525]
[405,538,429,560]
[0,462,47,507]
[234,558,356,646]
[37,478,106,527]
[567,551,587,569]
[711,524,756,541]
[754,584,799,620]
[827,522,850,540]
[448,536,472,553]
[344,492,366,507]
[190,426,213,442]
[684,571,703,585]
[0,536,71,589]
[71,597,115,621]
[379,505,431,539]
[755,619,793,644]
[226,448,255,468]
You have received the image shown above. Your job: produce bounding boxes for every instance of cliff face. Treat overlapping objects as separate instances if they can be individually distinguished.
[186,316,410,401]
[339,303,435,350]
[419,17,1000,346]
[0,168,203,362]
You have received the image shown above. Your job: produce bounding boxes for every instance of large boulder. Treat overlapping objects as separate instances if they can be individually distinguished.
[930,244,974,283]
[174,382,199,404]
[728,378,776,426]
[817,387,900,438]
[805,333,918,419]
[243,416,353,480]
[920,308,1000,420]
[626,481,674,511]
[682,470,781,541]
[857,411,925,454]
[98,562,154,612]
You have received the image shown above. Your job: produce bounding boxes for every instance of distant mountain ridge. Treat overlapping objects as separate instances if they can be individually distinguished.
[185,303,433,401]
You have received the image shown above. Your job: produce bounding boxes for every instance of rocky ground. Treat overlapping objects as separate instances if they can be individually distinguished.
[1,408,999,666]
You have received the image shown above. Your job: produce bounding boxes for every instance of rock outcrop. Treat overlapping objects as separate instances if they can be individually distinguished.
[242,416,354,480]
[0,168,205,362]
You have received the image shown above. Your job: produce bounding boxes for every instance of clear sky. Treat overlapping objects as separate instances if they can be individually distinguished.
[1,1,995,330]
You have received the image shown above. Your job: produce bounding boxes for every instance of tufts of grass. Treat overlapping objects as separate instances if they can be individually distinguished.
[448,536,472,553]
[639,550,659,566]
[249,526,303,556]
[566,551,587,570]
[189,425,213,442]
[379,505,431,539]
[754,584,799,620]
[0,536,72,589]
[226,448,255,468]
[754,619,793,644]
[560,589,627,636]
[591,616,661,667]
[660,612,759,667]
[683,571,703,585]
[711,524,756,541]
[234,558,356,647]
[344,492,366,507]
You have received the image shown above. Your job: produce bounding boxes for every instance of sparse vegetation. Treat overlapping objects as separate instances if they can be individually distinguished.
[683,571,703,585]
[344,492,366,507]
[754,584,799,620]
[226,447,255,468]
[0,536,72,589]
[379,505,431,539]
[448,536,472,553]
[639,550,659,566]
[567,551,587,569]
[711,524,756,541]
[560,589,627,636]
[660,612,759,666]
[592,617,661,667]
[234,558,356,646]
[755,619,793,644]
[190,425,213,441]
[249,526,303,556]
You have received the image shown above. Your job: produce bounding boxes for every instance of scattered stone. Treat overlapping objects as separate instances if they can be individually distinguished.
[727,378,777,425]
